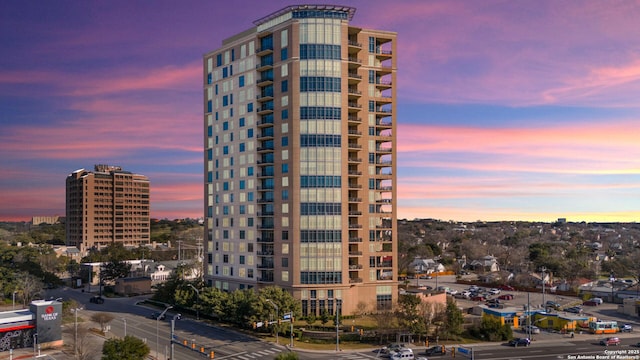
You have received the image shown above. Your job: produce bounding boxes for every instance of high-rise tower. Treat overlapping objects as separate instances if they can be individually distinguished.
[66,164,150,254]
[204,5,396,315]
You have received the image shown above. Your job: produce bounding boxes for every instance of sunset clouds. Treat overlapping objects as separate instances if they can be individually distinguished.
[1,0,639,222]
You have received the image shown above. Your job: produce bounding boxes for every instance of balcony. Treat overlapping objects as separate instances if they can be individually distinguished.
[348,251,362,256]
[349,264,363,270]
[348,72,362,79]
[257,76,274,86]
[349,237,363,243]
[256,45,273,56]
[348,197,362,203]
[348,224,362,229]
[349,211,363,216]
[348,40,362,48]
[257,145,274,152]
[347,157,362,163]
[257,116,274,127]
[349,277,363,284]
[347,116,362,123]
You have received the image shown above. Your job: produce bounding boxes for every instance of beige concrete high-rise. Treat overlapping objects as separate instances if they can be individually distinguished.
[66,164,150,255]
[204,5,397,316]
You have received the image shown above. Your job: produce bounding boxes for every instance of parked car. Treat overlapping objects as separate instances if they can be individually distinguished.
[521,325,541,334]
[583,300,599,306]
[446,289,458,296]
[620,324,633,333]
[499,285,515,291]
[600,337,621,346]
[424,345,447,356]
[508,338,531,347]
[490,288,501,295]
[471,295,486,301]
[592,298,604,305]
[469,285,479,292]
[89,296,104,304]
[498,294,514,300]
[454,292,469,299]
[545,301,561,310]
[486,299,501,304]
[149,312,166,320]
[566,307,583,314]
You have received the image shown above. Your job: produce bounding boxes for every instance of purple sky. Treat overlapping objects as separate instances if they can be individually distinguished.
[1,0,639,222]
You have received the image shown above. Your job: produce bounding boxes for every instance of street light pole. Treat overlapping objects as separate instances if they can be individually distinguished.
[156,305,173,360]
[12,291,17,310]
[188,284,200,320]
[123,318,127,337]
[265,299,279,345]
[336,299,341,352]
[73,308,82,356]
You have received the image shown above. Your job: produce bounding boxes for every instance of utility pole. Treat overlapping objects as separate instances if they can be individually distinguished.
[541,266,547,308]
[170,320,175,360]
[266,299,279,345]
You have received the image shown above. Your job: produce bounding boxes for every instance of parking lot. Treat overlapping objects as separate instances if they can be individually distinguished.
[412,275,638,335]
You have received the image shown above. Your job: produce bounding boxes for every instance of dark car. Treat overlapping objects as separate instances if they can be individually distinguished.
[149,312,166,320]
[566,307,583,314]
[89,296,104,304]
[583,300,598,306]
[508,338,531,347]
[471,295,486,301]
[424,345,447,356]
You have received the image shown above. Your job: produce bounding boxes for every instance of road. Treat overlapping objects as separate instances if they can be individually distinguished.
[42,284,640,360]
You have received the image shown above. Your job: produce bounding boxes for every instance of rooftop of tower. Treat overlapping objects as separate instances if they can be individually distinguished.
[253,4,356,26]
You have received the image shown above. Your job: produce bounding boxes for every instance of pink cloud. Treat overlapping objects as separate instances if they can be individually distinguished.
[397,121,640,175]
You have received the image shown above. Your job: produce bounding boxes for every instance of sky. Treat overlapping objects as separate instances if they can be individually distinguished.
[1,0,639,223]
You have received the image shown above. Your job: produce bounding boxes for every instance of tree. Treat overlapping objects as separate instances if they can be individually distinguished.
[396,294,426,336]
[102,336,150,360]
[91,312,115,332]
[15,271,43,305]
[63,323,99,360]
[442,298,463,339]
[101,260,132,282]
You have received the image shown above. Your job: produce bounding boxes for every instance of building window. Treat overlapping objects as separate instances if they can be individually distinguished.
[282,164,288,173]
[239,117,245,127]
[281,80,288,92]
[282,258,289,267]
[377,295,392,310]
[281,109,289,120]
[281,136,288,146]
[282,230,288,241]
[240,255,245,265]
[247,103,253,112]
[223,254,229,263]
[248,128,254,138]
[281,47,288,61]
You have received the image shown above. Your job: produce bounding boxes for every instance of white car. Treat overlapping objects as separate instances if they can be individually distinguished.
[592,298,603,305]
[522,325,541,334]
[447,289,458,295]
[490,288,501,295]
[469,285,479,292]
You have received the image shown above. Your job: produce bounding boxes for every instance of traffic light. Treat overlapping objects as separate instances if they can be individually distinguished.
[252,322,257,329]
[277,319,281,325]
[264,320,269,328]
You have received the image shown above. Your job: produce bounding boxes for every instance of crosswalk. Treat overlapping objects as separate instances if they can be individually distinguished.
[217,349,379,360]
[221,348,281,359]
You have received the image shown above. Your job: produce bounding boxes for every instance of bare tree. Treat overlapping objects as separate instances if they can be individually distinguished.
[63,323,100,360]
[15,272,43,305]
[91,312,115,332]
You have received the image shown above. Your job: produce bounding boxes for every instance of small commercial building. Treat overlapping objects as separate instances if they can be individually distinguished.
[0,300,63,352]
[480,306,520,328]
[531,312,593,332]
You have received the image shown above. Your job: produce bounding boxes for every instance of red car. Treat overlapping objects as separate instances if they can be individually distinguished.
[471,295,486,301]
[600,337,620,346]
[498,294,514,300]
[499,285,515,291]
[583,300,598,306]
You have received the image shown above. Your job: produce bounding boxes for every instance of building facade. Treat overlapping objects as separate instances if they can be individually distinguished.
[66,165,150,254]
[204,5,397,316]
